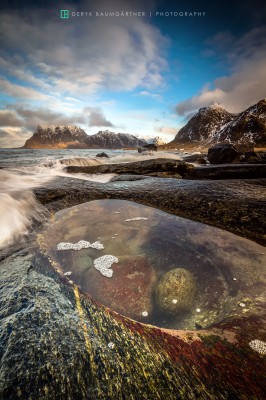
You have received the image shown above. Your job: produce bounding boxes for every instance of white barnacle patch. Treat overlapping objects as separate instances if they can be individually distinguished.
[125,217,148,222]
[108,342,115,349]
[94,255,118,278]
[57,240,104,251]
[249,339,266,355]
[64,271,72,276]
[141,311,148,317]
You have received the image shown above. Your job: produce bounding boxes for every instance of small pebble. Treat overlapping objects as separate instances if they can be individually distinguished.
[172,299,178,304]
[111,237,116,239]
[232,278,237,281]
[64,271,72,276]
[108,342,115,349]
[142,311,148,317]
[196,308,201,313]
[239,302,246,307]
[69,280,74,285]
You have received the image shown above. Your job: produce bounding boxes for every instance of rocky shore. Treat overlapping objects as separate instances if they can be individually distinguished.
[35,166,266,245]
[1,157,266,399]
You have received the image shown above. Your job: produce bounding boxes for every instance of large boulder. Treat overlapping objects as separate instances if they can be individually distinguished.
[155,268,196,314]
[143,144,158,151]
[207,143,239,164]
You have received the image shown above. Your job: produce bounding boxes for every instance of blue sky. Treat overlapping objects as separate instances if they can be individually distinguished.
[0,0,266,147]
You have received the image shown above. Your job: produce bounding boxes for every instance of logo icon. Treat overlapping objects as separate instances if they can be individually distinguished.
[60,10,69,19]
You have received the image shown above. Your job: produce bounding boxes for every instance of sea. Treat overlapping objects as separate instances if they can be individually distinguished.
[0,147,184,249]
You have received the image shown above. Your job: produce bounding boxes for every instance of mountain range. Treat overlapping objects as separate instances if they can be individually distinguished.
[170,99,266,147]
[23,100,266,149]
[23,128,147,149]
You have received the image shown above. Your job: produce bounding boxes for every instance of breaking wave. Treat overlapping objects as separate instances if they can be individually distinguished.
[0,170,50,249]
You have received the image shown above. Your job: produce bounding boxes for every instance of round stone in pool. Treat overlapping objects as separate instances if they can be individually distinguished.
[39,199,266,330]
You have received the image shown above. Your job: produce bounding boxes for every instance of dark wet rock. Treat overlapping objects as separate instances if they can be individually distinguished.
[183,164,266,180]
[1,243,266,399]
[182,154,208,164]
[34,176,266,246]
[143,143,158,151]
[110,175,150,182]
[196,157,207,165]
[65,158,193,178]
[96,152,109,158]
[243,151,260,163]
[207,143,239,164]
[155,268,196,313]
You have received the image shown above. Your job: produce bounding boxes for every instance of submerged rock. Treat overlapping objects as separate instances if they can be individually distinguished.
[96,152,109,158]
[155,268,196,313]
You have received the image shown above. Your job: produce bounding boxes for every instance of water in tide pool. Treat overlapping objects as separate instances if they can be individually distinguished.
[0,148,182,249]
[39,199,266,330]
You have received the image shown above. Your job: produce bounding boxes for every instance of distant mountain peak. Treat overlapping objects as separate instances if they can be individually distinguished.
[171,100,266,146]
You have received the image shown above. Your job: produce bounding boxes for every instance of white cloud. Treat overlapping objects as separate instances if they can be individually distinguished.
[0,78,51,101]
[0,3,168,99]
[0,110,23,127]
[155,126,178,135]
[139,91,162,100]
[0,127,30,148]
[176,27,266,116]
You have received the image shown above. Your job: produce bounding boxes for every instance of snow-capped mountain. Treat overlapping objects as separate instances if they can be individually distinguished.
[171,105,234,144]
[146,136,167,146]
[216,99,266,144]
[171,100,266,146]
[23,127,147,149]
[23,125,88,148]
[84,131,147,148]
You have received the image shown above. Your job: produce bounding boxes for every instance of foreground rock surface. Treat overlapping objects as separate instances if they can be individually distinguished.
[184,164,266,180]
[0,242,265,399]
[0,175,266,399]
[35,176,266,245]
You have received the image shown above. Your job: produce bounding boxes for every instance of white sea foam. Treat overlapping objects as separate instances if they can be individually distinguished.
[0,169,50,249]
[107,151,181,164]
[94,255,119,278]
[57,240,104,251]
[0,149,183,249]
[125,217,148,222]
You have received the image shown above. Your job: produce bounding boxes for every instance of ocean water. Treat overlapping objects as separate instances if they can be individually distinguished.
[0,148,182,248]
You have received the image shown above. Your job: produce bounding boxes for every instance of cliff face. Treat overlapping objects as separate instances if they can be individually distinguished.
[216,100,266,145]
[172,105,234,144]
[171,100,266,146]
[23,127,147,149]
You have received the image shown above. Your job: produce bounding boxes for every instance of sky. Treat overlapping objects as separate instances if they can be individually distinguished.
[0,0,266,147]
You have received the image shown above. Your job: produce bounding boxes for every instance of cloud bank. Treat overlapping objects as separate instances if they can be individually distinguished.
[175,27,266,116]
